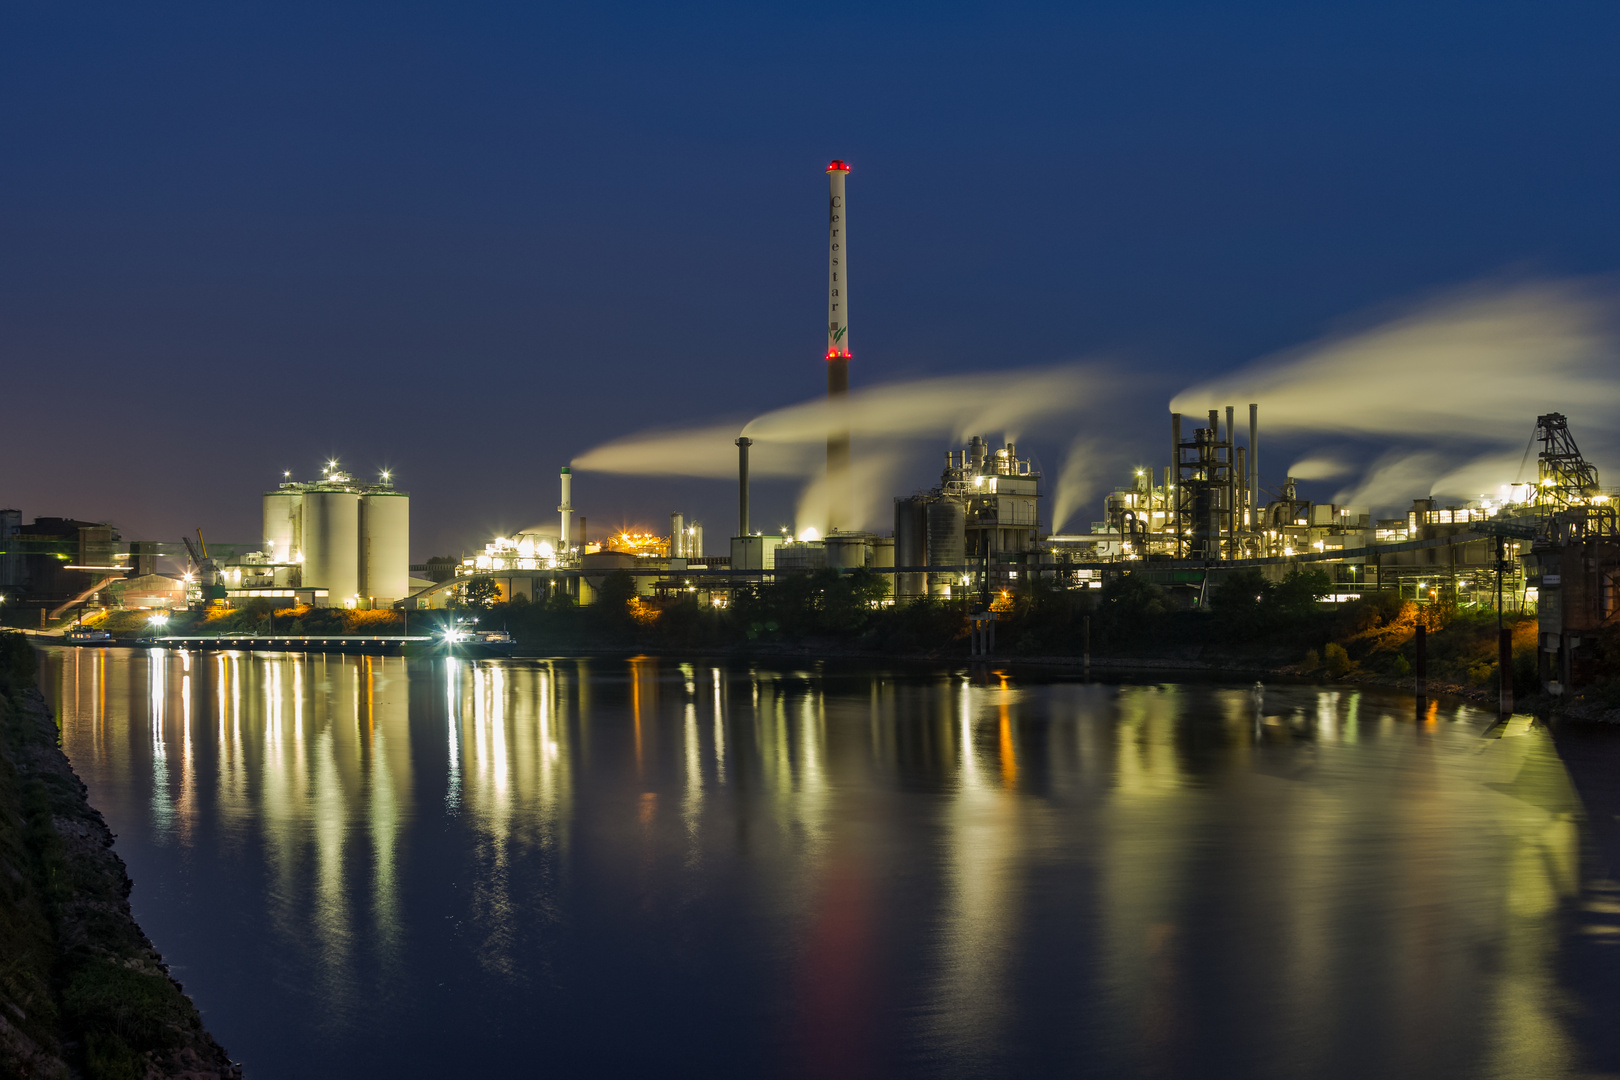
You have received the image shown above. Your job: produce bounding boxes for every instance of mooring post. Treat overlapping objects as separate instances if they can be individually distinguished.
[1415,623,1428,714]
[1499,627,1513,717]
[1083,614,1091,679]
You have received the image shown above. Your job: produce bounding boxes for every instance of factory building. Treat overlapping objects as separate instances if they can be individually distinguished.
[894,437,1041,598]
[236,463,410,608]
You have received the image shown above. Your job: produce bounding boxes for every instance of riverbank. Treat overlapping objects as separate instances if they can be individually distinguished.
[0,633,239,1079]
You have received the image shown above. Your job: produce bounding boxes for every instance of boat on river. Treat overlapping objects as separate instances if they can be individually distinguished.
[61,626,115,646]
[440,622,518,656]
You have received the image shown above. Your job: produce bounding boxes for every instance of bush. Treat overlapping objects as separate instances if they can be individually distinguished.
[1272,567,1332,619]
[1302,648,1320,672]
[1391,655,1411,677]
[1323,642,1353,678]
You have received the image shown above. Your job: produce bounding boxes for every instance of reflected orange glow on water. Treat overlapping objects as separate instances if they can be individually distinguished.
[34,653,1596,1080]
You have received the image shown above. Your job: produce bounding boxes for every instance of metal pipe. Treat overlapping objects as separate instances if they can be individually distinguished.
[1236,446,1247,535]
[1248,403,1259,529]
[1170,412,1182,557]
[736,437,753,536]
[1226,405,1236,558]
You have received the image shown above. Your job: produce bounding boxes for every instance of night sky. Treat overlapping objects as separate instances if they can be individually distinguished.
[5,3,1619,558]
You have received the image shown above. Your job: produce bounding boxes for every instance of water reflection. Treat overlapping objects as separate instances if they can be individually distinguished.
[38,652,1599,1080]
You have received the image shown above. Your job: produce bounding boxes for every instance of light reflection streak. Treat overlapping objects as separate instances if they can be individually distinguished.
[148,649,173,840]
[923,675,1024,1062]
[711,667,726,785]
[683,702,703,857]
[35,652,1594,1073]
[445,657,462,814]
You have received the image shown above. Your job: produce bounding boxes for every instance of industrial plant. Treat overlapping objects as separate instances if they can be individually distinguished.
[6,157,1618,697]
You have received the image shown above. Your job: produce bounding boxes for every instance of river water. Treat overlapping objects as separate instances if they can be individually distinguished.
[35,647,1620,1078]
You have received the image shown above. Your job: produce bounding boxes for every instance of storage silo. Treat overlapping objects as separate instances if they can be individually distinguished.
[824,533,868,570]
[262,491,302,563]
[359,492,410,607]
[894,497,928,598]
[301,489,360,606]
[926,497,966,597]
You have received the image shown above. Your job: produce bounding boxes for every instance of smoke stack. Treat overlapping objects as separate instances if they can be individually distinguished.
[1170,412,1182,556]
[826,159,851,533]
[671,512,684,559]
[736,436,753,536]
[558,467,573,550]
[1225,405,1235,557]
[1248,403,1259,526]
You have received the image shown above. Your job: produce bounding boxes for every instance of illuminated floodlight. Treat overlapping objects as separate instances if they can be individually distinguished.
[148,612,169,627]
[283,470,291,478]
[798,527,821,542]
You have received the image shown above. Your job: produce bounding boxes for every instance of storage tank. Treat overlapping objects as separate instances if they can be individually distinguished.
[926,498,966,597]
[824,533,868,570]
[301,490,360,606]
[359,492,410,607]
[894,497,929,598]
[262,491,302,563]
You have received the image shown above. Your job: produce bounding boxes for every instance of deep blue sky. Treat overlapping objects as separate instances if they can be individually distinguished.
[4,2,1618,557]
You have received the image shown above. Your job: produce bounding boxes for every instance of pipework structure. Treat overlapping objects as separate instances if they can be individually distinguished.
[894,436,1041,598]
[825,159,852,534]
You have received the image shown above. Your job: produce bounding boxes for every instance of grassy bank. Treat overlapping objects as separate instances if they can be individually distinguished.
[469,568,1543,695]
[0,631,238,1079]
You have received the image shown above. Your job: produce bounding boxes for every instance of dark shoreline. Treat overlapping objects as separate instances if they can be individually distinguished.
[0,683,239,1079]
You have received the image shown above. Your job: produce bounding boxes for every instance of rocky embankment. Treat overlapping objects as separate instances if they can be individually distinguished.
[0,673,239,1079]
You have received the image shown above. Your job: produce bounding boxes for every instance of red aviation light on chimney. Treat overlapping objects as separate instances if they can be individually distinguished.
[825,349,853,361]
[826,160,850,172]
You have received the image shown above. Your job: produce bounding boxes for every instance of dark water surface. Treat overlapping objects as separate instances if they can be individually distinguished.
[36,648,1619,1078]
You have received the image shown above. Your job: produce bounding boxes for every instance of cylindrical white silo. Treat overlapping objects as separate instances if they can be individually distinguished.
[262,491,302,563]
[301,490,360,606]
[359,492,410,607]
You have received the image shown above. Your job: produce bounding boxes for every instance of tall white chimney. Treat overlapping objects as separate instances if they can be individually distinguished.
[826,159,851,532]
[558,467,573,550]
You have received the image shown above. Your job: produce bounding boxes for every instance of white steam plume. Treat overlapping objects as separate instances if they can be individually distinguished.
[1050,436,1104,534]
[792,448,907,536]
[1174,277,1620,513]
[1333,451,1447,508]
[572,362,1122,530]
[1171,278,1620,437]
[1286,456,1352,480]
[1429,450,1533,500]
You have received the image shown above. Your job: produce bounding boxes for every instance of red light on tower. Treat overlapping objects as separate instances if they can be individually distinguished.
[826,159,850,173]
